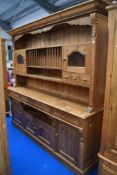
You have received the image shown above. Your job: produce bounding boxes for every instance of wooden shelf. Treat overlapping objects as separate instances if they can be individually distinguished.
[26,47,62,68]
[24,74,90,88]
[26,66,62,70]
[26,73,61,80]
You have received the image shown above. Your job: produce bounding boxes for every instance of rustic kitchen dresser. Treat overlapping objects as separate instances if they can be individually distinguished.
[8,1,108,174]
[98,1,117,175]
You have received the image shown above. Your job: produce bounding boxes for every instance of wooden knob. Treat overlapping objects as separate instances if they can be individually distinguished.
[89,123,92,127]
[65,75,68,79]
[73,77,76,80]
[83,78,87,82]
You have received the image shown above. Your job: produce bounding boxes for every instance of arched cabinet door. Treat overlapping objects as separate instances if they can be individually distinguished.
[62,44,91,86]
[14,49,26,75]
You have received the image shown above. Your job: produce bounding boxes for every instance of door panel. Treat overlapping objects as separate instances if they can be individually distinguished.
[58,121,81,166]
[105,17,117,161]
[11,98,23,125]
[101,164,117,175]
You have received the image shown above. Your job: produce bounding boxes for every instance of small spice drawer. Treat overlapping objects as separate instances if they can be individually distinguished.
[70,73,80,84]
[79,75,90,85]
[63,72,71,81]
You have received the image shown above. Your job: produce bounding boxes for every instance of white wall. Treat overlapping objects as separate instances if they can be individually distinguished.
[0,27,11,40]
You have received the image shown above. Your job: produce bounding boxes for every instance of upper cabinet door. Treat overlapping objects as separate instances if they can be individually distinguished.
[105,17,117,162]
[62,44,91,74]
[14,49,26,75]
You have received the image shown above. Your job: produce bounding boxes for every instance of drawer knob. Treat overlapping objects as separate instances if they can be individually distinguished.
[33,126,38,131]
[65,75,68,79]
[83,78,87,82]
[73,77,76,80]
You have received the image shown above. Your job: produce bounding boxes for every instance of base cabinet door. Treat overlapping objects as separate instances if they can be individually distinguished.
[34,118,56,150]
[57,121,81,166]
[23,111,35,134]
[11,98,23,125]
[101,165,117,175]
[22,104,57,150]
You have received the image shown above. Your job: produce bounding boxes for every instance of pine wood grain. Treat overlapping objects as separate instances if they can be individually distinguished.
[0,38,11,175]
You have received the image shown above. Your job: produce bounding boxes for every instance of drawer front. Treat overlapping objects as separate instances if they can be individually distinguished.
[53,109,81,127]
[19,95,50,114]
[70,73,80,84]
[80,75,90,85]
[62,72,90,86]
[63,72,71,81]
[9,92,20,99]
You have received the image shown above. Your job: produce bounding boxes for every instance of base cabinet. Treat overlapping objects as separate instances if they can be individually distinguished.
[11,98,102,175]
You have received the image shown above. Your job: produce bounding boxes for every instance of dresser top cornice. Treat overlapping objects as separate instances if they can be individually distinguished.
[9,0,107,36]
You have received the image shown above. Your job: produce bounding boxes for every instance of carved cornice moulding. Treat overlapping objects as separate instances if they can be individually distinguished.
[9,0,108,36]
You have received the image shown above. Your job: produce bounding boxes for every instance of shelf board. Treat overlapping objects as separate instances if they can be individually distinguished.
[26,66,62,70]
[26,74,62,81]
[24,74,90,88]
